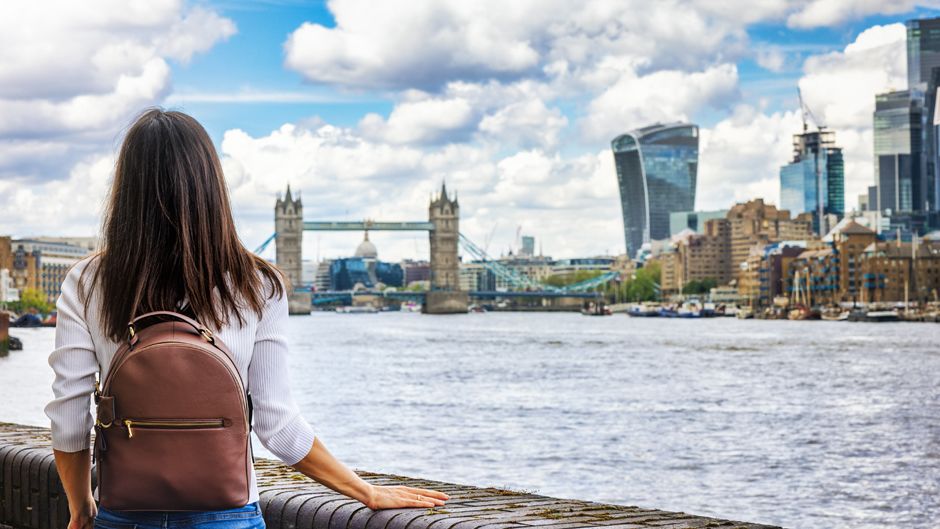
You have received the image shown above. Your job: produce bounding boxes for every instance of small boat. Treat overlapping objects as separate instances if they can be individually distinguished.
[865,310,899,322]
[581,301,612,316]
[334,305,379,314]
[10,313,43,327]
[735,307,754,319]
[468,304,487,313]
[627,304,660,317]
[659,306,679,318]
[821,309,849,321]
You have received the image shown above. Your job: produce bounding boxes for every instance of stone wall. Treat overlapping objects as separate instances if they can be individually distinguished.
[0,423,781,529]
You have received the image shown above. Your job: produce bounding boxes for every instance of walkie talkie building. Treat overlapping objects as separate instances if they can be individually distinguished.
[611,123,699,258]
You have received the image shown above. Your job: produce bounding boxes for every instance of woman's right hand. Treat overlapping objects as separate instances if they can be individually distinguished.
[365,484,450,510]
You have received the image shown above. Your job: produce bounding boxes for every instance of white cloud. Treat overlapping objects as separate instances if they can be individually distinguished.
[698,105,803,209]
[283,0,759,91]
[220,122,624,260]
[0,0,235,182]
[756,47,788,72]
[787,0,940,28]
[581,64,740,142]
[799,23,907,207]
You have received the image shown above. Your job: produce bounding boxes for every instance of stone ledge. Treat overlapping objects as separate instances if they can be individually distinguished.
[0,422,782,529]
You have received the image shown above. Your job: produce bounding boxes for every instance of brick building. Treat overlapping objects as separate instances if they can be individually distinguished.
[860,239,940,303]
[726,199,814,280]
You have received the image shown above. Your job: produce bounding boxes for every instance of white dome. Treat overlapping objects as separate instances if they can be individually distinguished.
[354,232,378,258]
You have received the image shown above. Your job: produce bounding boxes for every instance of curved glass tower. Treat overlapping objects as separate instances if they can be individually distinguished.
[611,123,699,257]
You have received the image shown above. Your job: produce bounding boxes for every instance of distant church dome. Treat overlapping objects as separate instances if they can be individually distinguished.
[354,231,378,259]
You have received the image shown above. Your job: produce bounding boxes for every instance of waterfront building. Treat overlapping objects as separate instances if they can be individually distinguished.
[550,257,613,276]
[873,90,926,217]
[648,251,679,297]
[669,209,728,237]
[11,240,91,303]
[328,233,403,290]
[314,259,333,292]
[825,219,879,301]
[673,219,732,289]
[0,270,18,304]
[401,259,431,287]
[860,237,940,302]
[494,255,555,291]
[31,236,99,253]
[779,129,845,234]
[611,123,699,258]
[786,246,841,306]
[745,242,808,307]
[726,199,815,281]
[520,235,535,257]
[459,262,488,291]
[0,237,12,273]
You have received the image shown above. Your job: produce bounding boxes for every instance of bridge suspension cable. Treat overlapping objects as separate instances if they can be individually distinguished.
[254,232,277,255]
[457,233,620,293]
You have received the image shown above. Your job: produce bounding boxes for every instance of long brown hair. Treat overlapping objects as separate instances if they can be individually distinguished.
[82,108,285,342]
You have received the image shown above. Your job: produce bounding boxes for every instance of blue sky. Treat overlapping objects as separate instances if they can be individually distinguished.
[169,3,937,141]
[1,0,937,259]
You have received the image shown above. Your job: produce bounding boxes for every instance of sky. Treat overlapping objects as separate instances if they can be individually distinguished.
[1,0,939,262]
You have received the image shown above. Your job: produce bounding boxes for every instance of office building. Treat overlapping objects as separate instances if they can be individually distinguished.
[906,16,940,227]
[727,199,815,279]
[873,90,927,215]
[611,123,699,258]
[669,210,728,237]
[11,240,91,303]
[780,129,845,234]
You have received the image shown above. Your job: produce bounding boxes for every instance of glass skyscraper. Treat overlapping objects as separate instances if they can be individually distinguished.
[779,130,844,234]
[611,123,699,257]
[873,89,924,214]
[906,16,940,224]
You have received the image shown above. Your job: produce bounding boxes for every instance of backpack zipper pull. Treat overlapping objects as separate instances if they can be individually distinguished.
[124,419,134,438]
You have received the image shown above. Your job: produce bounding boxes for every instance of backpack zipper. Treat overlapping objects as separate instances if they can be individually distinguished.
[123,418,225,438]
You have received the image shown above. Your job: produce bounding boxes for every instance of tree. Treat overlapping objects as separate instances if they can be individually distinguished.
[8,288,51,315]
[544,270,604,287]
[682,278,718,295]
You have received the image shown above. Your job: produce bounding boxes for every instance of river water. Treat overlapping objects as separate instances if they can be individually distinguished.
[2,313,937,528]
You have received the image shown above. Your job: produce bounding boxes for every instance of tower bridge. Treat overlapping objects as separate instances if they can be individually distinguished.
[274,183,468,314]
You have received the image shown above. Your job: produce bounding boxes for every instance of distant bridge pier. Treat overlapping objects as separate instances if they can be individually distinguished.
[425,183,468,314]
[274,185,312,314]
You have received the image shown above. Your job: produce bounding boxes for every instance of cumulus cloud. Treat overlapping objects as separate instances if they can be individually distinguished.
[0,0,235,184]
[787,0,940,28]
[220,122,622,260]
[798,23,907,205]
[580,64,740,142]
[283,0,758,91]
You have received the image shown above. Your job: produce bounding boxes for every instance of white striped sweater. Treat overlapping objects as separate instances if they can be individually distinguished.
[44,256,317,504]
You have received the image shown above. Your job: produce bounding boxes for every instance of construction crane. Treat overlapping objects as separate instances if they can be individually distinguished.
[797,87,825,132]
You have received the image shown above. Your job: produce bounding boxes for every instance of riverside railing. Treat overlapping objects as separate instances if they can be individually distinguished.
[0,422,781,529]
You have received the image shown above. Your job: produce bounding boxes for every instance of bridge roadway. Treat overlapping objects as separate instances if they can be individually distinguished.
[0,421,780,529]
[303,221,435,231]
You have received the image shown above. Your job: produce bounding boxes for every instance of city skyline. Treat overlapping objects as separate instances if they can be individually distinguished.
[2,1,940,261]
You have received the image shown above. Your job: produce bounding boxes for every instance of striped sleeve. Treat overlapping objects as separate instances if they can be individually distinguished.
[44,263,99,452]
[247,281,316,465]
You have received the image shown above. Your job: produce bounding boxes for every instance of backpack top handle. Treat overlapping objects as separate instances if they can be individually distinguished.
[127,310,215,345]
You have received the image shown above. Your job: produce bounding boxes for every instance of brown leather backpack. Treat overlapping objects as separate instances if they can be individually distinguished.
[93,311,252,511]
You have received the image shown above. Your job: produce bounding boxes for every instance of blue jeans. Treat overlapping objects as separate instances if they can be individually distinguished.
[95,502,264,529]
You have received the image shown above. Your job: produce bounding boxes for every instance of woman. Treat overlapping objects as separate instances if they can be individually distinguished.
[44,109,448,529]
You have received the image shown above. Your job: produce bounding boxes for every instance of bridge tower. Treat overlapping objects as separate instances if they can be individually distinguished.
[426,182,469,313]
[275,185,311,314]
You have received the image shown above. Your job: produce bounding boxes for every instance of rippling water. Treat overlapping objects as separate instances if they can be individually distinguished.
[3,313,938,528]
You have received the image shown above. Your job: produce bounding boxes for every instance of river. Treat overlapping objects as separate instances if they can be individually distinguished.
[2,313,937,528]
